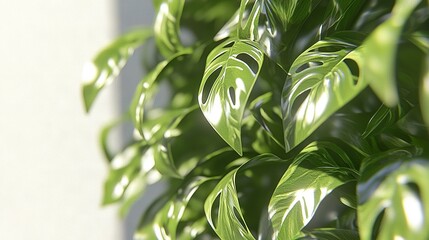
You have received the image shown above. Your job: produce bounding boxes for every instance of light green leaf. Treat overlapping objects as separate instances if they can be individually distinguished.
[153,0,185,58]
[282,38,365,152]
[268,142,357,240]
[358,157,429,240]
[130,50,191,137]
[198,39,264,155]
[360,0,421,107]
[153,177,214,240]
[102,143,143,205]
[143,107,197,178]
[82,28,152,112]
[99,116,128,161]
[204,154,282,240]
[237,0,261,41]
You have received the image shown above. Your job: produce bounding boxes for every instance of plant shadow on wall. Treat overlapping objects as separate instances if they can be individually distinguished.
[82,0,429,239]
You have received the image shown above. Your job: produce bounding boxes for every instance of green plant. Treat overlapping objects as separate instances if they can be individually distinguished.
[83,0,429,239]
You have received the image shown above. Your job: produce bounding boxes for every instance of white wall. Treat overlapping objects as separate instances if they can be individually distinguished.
[0,1,144,239]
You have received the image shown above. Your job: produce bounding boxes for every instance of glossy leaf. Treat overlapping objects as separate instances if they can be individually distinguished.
[268,142,357,240]
[358,157,429,240]
[282,38,366,152]
[360,0,421,107]
[102,143,143,205]
[153,0,185,58]
[130,50,191,137]
[249,92,284,148]
[204,154,282,240]
[82,28,152,111]
[199,38,264,155]
[153,177,214,239]
[138,107,197,178]
[362,101,412,138]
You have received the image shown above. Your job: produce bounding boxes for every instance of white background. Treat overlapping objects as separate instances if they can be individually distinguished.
[0,1,153,239]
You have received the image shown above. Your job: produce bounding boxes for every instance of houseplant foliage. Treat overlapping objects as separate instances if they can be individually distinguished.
[83,0,429,239]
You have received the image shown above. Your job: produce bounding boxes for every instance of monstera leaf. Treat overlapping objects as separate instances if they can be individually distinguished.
[130,50,191,137]
[358,153,429,240]
[282,37,366,151]
[198,0,263,155]
[204,154,283,240]
[153,177,214,239]
[153,0,185,58]
[199,38,263,155]
[268,142,358,240]
[82,28,152,111]
[360,0,421,107]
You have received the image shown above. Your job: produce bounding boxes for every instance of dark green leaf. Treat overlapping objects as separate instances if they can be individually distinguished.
[82,28,152,111]
[249,92,284,148]
[362,101,412,138]
[268,142,357,240]
[422,56,429,130]
[360,0,421,107]
[298,228,359,240]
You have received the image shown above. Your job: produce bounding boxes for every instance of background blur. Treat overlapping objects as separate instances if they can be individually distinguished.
[0,1,154,239]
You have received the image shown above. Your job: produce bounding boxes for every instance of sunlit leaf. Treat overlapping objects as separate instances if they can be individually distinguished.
[153,177,214,239]
[360,0,421,107]
[143,107,197,178]
[204,154,282,240]
[153,0,185,58]
[130,50,191,137]
[199,39,263,155]
[358,155,429,240]
[102,143,163,216]
[82,28,152,111]
[268,142,358,240]
[282,37,366,152]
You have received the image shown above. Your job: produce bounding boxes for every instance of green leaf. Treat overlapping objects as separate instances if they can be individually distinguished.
[153,0,185,58]
[130,50,191,137]
[362,101,412,138]
[282,37,366,152]
[358,157,429,240]
[99,116,128,161]
[422,56,429,131]
[249,92,284,148]
[199,38,264,155]
[82,28,152,112]
[268,142,357,240]
[360,0,421,107]
[298,228,359,240]
[153,177,214,239]
[204,154,282,240]
[134,106,196,179]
